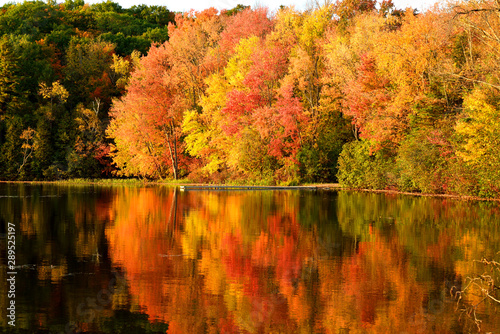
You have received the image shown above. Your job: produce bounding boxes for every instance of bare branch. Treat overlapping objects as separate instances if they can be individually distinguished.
[453,4,500,19]
[446,73,500,90]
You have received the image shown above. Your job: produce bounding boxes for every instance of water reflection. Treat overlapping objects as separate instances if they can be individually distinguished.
[0,184,499,333]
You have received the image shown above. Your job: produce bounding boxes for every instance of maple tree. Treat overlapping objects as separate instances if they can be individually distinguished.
[109,8,231,180]
[219,7,273,56]
[108,43,187,179]
[343,54,392,146]
[165,8,228,108]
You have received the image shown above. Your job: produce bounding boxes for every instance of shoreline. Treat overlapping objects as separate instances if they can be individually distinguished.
[340,187,500,202]
[1,180,499,202]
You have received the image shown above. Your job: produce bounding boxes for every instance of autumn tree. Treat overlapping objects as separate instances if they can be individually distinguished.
[333,0,377,32]
[455,87,500,197]
[108,44,187,179]
[219,7,273,56]
[109,8,231,179]
[165,8,228,109]
[64,38,117,109]
[18,127,37,177]
[182,8,313,184]
[284,5,353,182]
[182,8,276,181]
[343,54,392,145]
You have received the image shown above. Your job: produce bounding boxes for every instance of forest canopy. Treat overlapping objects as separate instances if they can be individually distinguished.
[1,0,500,198]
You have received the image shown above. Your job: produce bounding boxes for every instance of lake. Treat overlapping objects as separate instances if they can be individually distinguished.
[0,183,499,333]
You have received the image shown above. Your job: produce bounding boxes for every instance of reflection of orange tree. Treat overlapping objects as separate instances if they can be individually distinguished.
[106,187,237,332]
[318,229,457,333]
[106,189,319,332]
[219,212,309,332]
[106,189,476,333]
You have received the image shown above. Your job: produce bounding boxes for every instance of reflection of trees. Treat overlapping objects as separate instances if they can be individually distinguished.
[104,188,500,333]
[319,233,457,333]
[0,183,164,332]
[107,189,313,332]
[451,257,500,333]
[333,191,500,333]
[6,184,499,332]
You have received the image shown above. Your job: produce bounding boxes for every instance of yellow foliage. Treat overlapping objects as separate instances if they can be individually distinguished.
[298,4,333,52]
[38,80,69,103]
[271,6,302,46]
[20,127,36,150]
[456,88,500,167]
[111,50,141,89]
[75,104,99,133]
[225,36,259,88]
[374,9,453,93]
[182,37,261,178]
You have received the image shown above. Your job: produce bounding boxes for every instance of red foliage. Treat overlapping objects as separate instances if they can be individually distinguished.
[222,90,264,135]
[344,54,392,146]
[219,7,273,55]
[253,85,308,163]
[109,43,188,178]
[94,143,114,176]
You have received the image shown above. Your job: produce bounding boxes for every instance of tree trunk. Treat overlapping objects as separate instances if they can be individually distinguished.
[173,134,178,179]
[166,124,178,180]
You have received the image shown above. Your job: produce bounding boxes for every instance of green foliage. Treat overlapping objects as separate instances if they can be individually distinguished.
[100,32,151,56]
[395,130,448,193]
[233,128,277,183]
[42,164,66,180]
[127,5,175,26]
[94,11,156,36]
[0,0,175,181]
[11,35,54,97]
[46,27,74,51]
[141,27,169,44]
[63,38,116,108]
[64,0,84,11]
[67,147,100,178]
[89,0,123,13]
[1,117,23,179]
[0,1,62,39]
[224,4,250,16]
[0,36,20,115]
[337,140,395,189]
[33,107,53,177]
[299,112,353,183]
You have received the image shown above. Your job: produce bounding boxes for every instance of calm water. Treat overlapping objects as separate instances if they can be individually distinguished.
[0,183,499,333]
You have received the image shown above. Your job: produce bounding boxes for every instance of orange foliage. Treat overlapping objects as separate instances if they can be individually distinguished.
[103,188,474,333]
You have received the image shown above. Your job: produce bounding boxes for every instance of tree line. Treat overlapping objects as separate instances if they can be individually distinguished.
[0,0,175,179]
[1,0,500,197]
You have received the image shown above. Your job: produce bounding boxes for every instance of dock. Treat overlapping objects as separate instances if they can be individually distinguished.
[179,185,318,191]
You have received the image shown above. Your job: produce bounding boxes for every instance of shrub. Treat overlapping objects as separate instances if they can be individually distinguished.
[337,140,395,189]
[396,131,449,193]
